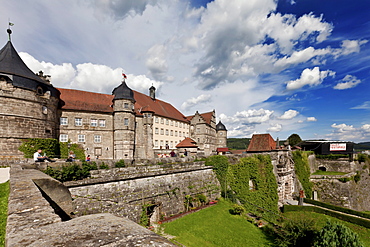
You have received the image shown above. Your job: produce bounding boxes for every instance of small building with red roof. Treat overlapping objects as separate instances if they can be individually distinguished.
[247,134,277,152]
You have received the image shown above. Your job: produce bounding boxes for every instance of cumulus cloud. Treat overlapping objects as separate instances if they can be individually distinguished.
[334,40,368,57]
[19,52,163,95]
[181,94,212,111]
[219,109,274,125]
[333,75,361,90]
[268,123,282,132]
[328,123,370,141]
[278,109,299,120]
[146,44,169,81]
[286,67,335,90]
[307,117,317,122]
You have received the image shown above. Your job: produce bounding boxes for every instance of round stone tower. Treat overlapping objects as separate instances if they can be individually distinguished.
[0,29,60,158]
[216,121,227,148]
[112,79,136,159]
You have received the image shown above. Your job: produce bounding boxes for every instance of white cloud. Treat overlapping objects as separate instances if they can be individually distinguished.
[336,40,368,56]
[286,67,335,90]
[268,123,282,132]
[146,44,169,81]
[181,94,212,111]
[351,101,370,110]
[328,123,370,141]
[307,117,317,122]
[278,109,299,120]
[333,75,361,90]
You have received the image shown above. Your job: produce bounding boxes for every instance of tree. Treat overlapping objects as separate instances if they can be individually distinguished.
[287,133,302,147]
[313,220,363,247]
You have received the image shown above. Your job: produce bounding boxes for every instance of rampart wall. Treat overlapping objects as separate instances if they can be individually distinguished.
[66,162,221,223]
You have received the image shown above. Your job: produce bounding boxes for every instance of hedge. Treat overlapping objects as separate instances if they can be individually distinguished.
[304,198,370,220]
[283,205,370,229]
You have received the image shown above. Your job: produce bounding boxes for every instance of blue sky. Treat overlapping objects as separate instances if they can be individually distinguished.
[1,0,369,142]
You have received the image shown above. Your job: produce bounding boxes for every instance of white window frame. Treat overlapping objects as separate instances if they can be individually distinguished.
[155,128,159,134]
[99,119,106,127]
[75,118,82,126]
[60,117,68,126]
[94,135,101,143]
[60,134,68,142]
[78,134,85,142]
[91,119,98,127]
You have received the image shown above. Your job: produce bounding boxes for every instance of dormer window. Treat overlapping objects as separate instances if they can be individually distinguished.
[36,86,43,95]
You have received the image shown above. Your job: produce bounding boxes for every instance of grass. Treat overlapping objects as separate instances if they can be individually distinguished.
[161,199,273,246]
[311,170,348,176]
[283,211,370,247]
[0,181,9,247]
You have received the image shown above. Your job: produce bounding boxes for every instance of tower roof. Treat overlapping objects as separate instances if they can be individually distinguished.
[112,81,135,102]
[216,121,227,131]
[0,35,59,97]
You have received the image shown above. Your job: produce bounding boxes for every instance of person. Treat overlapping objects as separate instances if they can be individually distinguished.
[170,150,176,157]
[86,155,91,161]
[184,149,188,156]
[66,151,76,162]
[33,149,55,162]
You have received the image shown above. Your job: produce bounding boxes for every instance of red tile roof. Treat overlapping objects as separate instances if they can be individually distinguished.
[58,88,114,113]
[176,137,198,148]
[247,134,276,152]
[187,111,214,125]
[58,88,188,122]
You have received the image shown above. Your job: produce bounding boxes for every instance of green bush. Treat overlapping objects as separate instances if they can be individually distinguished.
[195,194,207,205]
[43,161,98,182]
[292,150,313,199]
[18,138,60,158]
[115,159,126,168]
[338,177,351,183]
[99,162,109,169]
[230,204,245,215]
[313,220,363,247]
[316,154,349,160]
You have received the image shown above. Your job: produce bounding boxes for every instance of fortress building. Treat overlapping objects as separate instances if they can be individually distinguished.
[0,30,227,159]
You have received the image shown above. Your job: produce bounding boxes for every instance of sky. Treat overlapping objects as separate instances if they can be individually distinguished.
[1,0,369,143]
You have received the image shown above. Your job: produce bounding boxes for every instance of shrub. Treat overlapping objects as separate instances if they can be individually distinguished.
[313,220,363,247]
[292,150,313,199]
[195,194,207,205]
[99,162,109,169]
[115,159,126,168]
[353,171,361,183]
[18,138,60,158]
[230,204,245,215]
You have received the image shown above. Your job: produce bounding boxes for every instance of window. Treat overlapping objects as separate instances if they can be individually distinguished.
[60,117,68,125]
[175,122,178,127]
[166,119,169,125]
[160,140,164,147]
[165,129,169,136]
[170,130,173,136]
[155,117,159,123]
[179,132,182,137]
[154,140,158,148]
[160,128,164,135]
[94,135,101,143]
[124,103,129,109]
[78,135,85,142]
[170,120,173,126]
[175,131,178,137]
[155,128,159,134]
[180,123,183,128]
[124,118,129,126]
[60,134,68,142]
[161,118,164,124]
[196,127,200,133]
[170,141,173,148]
[91,119,98,127]
[75,118,82,126]
[99,119,106,127]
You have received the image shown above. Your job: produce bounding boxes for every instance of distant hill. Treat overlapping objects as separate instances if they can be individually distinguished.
[227,138,250,150]
[354,142,370,151]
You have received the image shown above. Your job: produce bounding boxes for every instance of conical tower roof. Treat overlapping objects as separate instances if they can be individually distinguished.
[0,34,59,97]
[112,81,135,102]
[216,121,227,131]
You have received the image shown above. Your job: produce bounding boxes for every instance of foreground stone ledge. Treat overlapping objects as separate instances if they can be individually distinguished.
[6,165,176,247]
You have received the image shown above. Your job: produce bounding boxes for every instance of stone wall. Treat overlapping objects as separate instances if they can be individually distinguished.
[0,80,59,158]
[6,164,175,246]
[67,162,221,223]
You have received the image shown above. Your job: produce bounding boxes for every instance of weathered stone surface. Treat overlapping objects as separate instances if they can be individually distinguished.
[15,213,176,247]
[6,165,176,247]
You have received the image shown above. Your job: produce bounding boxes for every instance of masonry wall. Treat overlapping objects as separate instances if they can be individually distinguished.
[67,162,221,223]
[0,80,59,158]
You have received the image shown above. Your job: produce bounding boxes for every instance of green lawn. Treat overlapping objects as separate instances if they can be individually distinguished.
[0,181,9,247]
[162,199,273,247]
[311,170,348,175]
[283,211,370,247]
